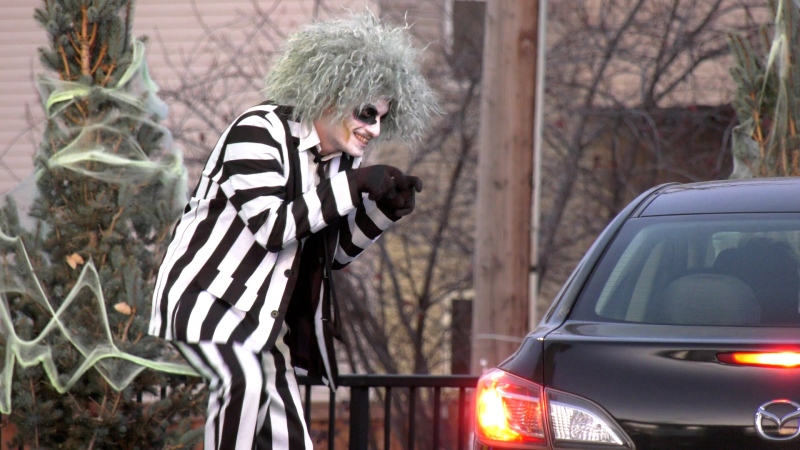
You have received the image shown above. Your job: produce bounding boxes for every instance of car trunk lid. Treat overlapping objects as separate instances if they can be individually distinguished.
[543,321,800,449]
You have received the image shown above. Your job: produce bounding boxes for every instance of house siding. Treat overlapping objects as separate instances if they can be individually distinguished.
[0,0,409,195]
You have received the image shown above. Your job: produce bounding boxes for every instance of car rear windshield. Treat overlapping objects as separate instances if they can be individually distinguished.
[570,214,800,326]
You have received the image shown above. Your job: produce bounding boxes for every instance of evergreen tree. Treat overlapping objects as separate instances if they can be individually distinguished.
[728,0,800,178]
[0,1,203,448]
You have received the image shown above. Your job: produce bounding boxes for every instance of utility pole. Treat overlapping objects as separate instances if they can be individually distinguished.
[472,0,539,374]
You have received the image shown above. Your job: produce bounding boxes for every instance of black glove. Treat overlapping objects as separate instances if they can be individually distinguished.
[396,174,423,195]
[378,175,423,218]
[353,165,404,201]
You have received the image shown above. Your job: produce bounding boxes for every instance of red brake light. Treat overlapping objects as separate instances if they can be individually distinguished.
[474,368,546,446]
[717,351,800,368]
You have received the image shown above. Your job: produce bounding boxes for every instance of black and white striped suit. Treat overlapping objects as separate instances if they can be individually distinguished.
[150,102,396,448]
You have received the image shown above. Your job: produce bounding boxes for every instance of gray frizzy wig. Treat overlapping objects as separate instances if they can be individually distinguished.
[263,13,440,144]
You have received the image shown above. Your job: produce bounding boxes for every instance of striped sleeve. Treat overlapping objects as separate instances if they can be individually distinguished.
[332,197,398,268]
[216,112,361,253]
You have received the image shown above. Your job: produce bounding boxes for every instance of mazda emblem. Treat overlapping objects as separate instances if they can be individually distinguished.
[755,400,800,441]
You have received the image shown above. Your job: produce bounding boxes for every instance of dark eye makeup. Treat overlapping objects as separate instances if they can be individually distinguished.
[353,105,389,125]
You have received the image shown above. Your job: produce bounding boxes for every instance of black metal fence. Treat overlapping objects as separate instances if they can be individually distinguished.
[0,374,479,450]
[299,374,479,450]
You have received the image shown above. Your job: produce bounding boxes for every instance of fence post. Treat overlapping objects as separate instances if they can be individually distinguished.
[349,386,370,450]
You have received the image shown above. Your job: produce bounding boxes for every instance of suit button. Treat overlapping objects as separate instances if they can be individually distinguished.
[284,269,292,277]
[270,310,279,318]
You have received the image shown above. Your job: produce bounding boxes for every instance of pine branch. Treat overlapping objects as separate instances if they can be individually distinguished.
[80,5,91,76]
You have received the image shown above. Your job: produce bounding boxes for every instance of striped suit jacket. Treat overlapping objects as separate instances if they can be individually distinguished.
[149,102,395,363]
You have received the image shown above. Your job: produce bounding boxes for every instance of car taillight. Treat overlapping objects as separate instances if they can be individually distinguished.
[717,351,800,368]
[475,369,633,448]
[475,368,546,445]
[546,390,627,446]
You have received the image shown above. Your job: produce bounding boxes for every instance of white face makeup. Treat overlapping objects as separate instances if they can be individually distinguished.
[314,98,390,158]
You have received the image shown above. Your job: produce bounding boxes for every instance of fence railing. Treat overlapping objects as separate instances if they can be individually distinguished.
[298,374,480,450]
[0,374,479,450]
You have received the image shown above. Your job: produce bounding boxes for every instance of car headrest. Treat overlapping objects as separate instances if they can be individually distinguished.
[660,273,761,326]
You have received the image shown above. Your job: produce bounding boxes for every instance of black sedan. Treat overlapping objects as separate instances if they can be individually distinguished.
[474,178,800,450]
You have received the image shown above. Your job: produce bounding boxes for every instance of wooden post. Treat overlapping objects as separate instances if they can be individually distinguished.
[472,0,539,374]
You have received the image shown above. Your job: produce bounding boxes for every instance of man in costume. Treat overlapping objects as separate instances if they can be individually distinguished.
[149,12,439,449]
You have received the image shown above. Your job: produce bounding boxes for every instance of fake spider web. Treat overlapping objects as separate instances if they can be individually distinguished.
[0,38,198,415]
[0,230,198,415]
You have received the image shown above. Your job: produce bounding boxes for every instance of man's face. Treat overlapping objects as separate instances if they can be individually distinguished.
[315,99,390,158]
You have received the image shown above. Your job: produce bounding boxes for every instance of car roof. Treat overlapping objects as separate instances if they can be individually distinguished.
[638,177,800,216]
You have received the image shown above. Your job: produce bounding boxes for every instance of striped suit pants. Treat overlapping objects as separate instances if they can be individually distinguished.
[174,323,313,449]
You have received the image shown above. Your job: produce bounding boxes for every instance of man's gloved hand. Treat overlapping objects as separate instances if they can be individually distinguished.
[353,165,405,201]
[377,175,423,218]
